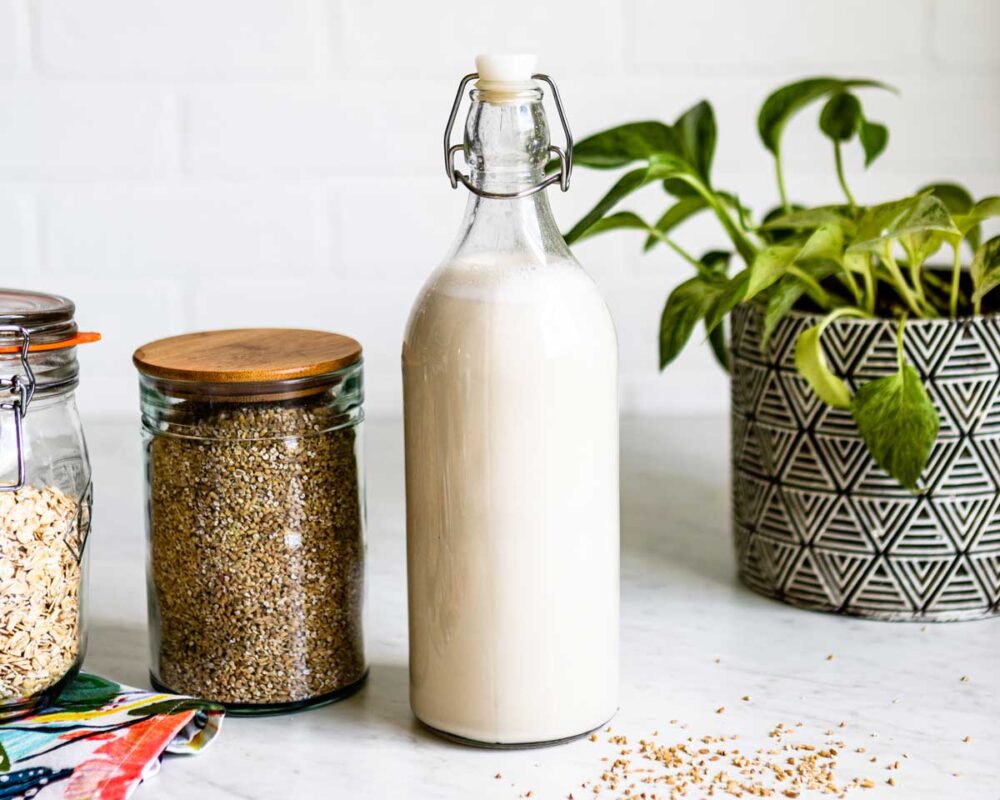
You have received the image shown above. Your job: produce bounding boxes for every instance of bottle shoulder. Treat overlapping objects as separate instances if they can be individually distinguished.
[419,254,605,303]
[403,255,617,351]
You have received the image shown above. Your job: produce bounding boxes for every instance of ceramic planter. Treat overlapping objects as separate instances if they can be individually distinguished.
[731,303,1000,621]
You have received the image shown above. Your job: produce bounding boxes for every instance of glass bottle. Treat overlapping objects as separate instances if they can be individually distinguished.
[402,56,620,747]
[0,289,97,720]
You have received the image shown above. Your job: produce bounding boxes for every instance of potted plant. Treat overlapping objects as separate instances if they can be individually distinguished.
[564,77,1000,621]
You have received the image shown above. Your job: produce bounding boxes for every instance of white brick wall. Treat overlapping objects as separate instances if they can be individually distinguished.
[0,0,26,76]
[37,0,331,79]
[0,0,996,421]
[633,0,927,72]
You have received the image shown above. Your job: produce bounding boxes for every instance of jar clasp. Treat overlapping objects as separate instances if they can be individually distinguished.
[0,326,35,492]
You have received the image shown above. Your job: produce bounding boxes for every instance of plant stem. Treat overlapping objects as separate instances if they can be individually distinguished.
[950,241,962,317]
[672,174,759,267]
[900,243,929,307]
[787,265,833,309]
[882,249,926,318]
[710,197,758,266]
[921,270,958,316]
[895,316,907,369]
[908,262,928,304]
[818,306,870,336]
[647,229,707,274]
[775,149,790,213]
[838,265,862,306]
[863,257,876,315]
[833,142,857,211]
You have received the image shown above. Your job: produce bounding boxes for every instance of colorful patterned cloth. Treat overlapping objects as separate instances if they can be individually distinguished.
[0,673,223,799]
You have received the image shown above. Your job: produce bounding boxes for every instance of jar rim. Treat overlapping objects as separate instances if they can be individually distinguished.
[138,358,363,406]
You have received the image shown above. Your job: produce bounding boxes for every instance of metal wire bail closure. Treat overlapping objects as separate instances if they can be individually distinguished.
[0,326,35,492]
[443,72,574,200]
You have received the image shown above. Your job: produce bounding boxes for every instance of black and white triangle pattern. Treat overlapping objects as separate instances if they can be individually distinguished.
[731,305,1000,620]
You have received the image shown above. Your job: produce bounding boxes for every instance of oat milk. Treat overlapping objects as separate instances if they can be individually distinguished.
[403,251,620,745]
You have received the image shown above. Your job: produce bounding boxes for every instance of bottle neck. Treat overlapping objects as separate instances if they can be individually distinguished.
[450,85,571,265]
[465,86,549,195]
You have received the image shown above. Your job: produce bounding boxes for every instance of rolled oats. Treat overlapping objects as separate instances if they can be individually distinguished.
[0,486,81,700]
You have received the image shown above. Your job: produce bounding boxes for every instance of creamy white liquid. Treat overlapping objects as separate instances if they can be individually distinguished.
[403,253,619,744]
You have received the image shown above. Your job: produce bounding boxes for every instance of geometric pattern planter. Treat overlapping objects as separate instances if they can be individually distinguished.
[731,303,1000,621]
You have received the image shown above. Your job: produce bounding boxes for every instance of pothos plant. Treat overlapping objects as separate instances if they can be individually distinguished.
[560,77,1000,491]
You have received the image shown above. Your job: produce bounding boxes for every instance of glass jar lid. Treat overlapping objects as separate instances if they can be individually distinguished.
[133,328,363,402]
[0,288,76,342]
[0,288,101,353]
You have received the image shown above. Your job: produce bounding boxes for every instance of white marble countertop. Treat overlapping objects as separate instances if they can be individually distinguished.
[82,417,999,799]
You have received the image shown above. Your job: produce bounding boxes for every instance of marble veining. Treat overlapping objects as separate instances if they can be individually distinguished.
[81,418,999,799]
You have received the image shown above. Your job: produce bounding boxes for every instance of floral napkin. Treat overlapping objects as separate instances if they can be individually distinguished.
[0,673,223,799]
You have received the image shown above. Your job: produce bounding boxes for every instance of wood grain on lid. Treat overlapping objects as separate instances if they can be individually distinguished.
[132,328,362,384]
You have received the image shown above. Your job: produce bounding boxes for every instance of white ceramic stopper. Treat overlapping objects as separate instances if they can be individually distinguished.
[475,53,537,83]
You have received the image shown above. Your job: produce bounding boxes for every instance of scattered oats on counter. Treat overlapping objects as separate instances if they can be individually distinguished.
[0,486,81,700]
[554,718,907,800]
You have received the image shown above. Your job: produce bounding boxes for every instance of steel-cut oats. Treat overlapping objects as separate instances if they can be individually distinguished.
[148,399,365,706]
[0,486,81,700]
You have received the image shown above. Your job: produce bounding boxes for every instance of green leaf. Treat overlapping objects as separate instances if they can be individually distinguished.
[700,250,732,274]
[572,211,650,243]
[795,321,852,408]
[763,206,855,235]
[662,177,701,197]
[965,196,1000,224]
[704,269,750,333]
[565,156,697,244]
[0,741,9,772]
[797,222,845,264]
[849,194,958,254]
[673,100,716,184]
[919,182,974,215]
[745,224,843,301]
[745,243,800,300]
[707,320,730,372]
[858,119,888,167]
[564,168,649,244]
[643,196,708,252]
[852,342,939,491]
[971,235,1000,304]
[758,77,891,155]
[954,196,1000,252]
[571,121,682,169]
[819,92,862,141]
[659,273,726,369]
[762,279,806,349]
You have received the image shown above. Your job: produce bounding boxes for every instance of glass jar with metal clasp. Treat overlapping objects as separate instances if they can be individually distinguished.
[0,288,100,720]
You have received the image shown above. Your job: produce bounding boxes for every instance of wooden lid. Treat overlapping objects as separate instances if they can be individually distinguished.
[132,328,362,384]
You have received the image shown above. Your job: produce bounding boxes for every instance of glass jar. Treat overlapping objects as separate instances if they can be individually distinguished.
[0,289,98,721]
[134,328,367,715]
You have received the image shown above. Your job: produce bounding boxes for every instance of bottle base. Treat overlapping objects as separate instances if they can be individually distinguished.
[0,660,83,722]
[149,669,369,717]
[416,710,618,750]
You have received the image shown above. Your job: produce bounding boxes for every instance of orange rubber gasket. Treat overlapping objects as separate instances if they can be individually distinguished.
[0,331,101,354]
